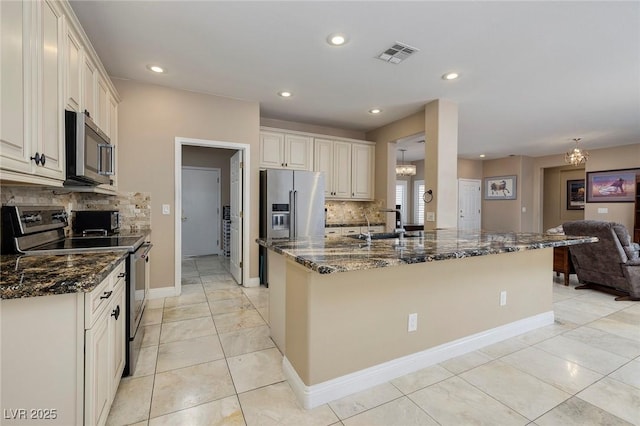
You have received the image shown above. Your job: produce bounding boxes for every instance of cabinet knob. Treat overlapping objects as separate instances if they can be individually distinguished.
[40,154,46,166]
[111,305,120,320]
[30,152,42,165]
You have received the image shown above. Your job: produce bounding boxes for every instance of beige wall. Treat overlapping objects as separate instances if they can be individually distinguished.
[458,158,483,180]
[542,166,585,230]
[114,79,260,289]
[482,156,524,231]
[260,118,366,140]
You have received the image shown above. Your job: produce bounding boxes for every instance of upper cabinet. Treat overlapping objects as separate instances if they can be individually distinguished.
[0,0,119,187]
[259,130,312,171]
[314,138,375,200]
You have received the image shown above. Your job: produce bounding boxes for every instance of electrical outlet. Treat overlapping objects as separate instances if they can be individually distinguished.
[408,313,418,332]
[500,291,507,306]
[426,212,435,222]
[162,204,170,215]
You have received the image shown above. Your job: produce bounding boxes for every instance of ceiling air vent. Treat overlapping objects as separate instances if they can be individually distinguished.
[376,42,419,64]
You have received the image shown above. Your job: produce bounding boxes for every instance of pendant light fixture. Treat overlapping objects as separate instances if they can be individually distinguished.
[396,149,416,176]
[564,137,589,166]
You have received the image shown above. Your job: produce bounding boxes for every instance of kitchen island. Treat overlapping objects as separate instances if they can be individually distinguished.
[257,229,597,408]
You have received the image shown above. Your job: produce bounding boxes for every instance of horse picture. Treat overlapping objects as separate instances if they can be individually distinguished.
[484,176,517,200]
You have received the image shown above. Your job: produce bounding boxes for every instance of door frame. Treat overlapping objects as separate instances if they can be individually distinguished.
[181,166,222,257]
[175,137,251,295]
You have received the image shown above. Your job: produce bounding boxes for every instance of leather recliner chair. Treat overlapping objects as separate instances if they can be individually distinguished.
[562,220,640,301]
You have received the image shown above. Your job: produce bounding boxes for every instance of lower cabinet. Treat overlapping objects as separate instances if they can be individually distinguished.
[0,258,127,426]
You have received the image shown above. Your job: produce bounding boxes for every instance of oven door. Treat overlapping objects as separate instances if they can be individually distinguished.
[125,242,152,376]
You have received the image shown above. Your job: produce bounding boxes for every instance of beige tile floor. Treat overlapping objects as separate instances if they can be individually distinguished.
[107,255,640,425]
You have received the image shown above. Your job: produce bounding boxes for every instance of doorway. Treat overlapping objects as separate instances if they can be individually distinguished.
[181,166,221,257]
[175,137,251,296]
[458,179,481,229]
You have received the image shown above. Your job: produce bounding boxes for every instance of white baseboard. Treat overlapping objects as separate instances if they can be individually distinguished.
[283,311,554,409]
[148,286,178,299]
[244,277,260,288]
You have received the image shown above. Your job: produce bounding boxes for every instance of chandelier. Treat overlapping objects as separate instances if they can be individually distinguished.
[564,138,589,166]
[396,149,416,176]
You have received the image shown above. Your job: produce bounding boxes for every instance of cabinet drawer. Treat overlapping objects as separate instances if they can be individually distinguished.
[363,225,385,234]
[85,261,125,329]
[341,227,360,235]
[325,228,341,237]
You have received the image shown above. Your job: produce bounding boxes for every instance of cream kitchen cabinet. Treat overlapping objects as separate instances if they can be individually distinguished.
[0,0,119,187]
[314,138,375,200]
[0,0,65,184]
[1,259,127,426]
[259,130,312,170]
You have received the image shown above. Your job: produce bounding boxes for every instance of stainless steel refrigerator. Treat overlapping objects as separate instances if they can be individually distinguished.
[259,169,325,284]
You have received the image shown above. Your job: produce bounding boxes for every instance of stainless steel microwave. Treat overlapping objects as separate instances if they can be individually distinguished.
[65,110,114,186]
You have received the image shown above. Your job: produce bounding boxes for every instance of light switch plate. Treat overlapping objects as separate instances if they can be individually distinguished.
[426,212,435,222]
[597,207,608,214]
[162,204,170,215]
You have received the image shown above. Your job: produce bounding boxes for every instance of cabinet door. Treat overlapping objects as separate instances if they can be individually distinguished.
[314,138,334,197]
[284,134,311,170]
[110,283,126,394]
[333,141,352,198]
[85,311,111,426]
[97,76,108,132]
[65,23,82,112]
[259,131,284,168]
[83,58,96,119]
[351,144,374,199]
[35,0,65,180]
[0,0,33,174]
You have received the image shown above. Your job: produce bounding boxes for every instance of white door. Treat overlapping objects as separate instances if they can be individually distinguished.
[230,151,243,284]
[181,167,220,257]
[458,179,481,230]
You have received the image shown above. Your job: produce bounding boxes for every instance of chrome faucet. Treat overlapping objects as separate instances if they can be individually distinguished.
[362,213,372,244]
[379,208,405,242]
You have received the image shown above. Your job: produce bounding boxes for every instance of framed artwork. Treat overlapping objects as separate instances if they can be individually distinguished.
[484,175,517,200]
[586,169,639,203]
[566,179,585,210]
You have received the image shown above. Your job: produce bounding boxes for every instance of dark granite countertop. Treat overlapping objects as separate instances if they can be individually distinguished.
[1,251,128,300]
[257,229,598,274]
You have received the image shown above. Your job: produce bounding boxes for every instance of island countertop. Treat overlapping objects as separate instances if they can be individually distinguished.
[257,229,598,274]
[1,251,129,300]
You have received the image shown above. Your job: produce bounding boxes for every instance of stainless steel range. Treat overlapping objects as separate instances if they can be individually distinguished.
[1,205,151,376]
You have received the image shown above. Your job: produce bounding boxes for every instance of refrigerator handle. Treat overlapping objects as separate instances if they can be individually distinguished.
[289,190,295,239]
[293,190,298,238]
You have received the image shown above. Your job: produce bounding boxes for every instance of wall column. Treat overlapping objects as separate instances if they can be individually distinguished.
[424,99,458,229]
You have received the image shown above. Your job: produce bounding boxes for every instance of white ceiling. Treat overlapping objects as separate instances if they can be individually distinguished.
[70,1,640,161]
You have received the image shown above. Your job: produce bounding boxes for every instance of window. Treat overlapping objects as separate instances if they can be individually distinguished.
[414,180,425,225]
[395,181,408,224]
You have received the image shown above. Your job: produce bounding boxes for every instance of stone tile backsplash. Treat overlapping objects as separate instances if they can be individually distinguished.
[325,199,385,225]
[0,186,151,233]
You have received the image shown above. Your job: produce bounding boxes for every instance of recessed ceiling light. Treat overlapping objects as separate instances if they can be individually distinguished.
[147,65,165,73]
[327,33,348,46]
[442,72,459,80]
[368,108,382,114]
[479,154,486,158]
[278,91,292,98]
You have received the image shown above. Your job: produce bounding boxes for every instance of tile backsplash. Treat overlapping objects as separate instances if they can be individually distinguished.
[325,199,386,225]
[0,186,151,233]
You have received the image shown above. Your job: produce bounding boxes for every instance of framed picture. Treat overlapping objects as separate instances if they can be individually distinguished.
[586,169,639,203]
[566,179,585,210]
[484,175,517,200]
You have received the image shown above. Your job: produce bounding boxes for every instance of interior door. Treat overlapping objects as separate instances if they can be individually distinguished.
[181,167,220,257]
[230,151,243,284]
[458,179,481,230]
